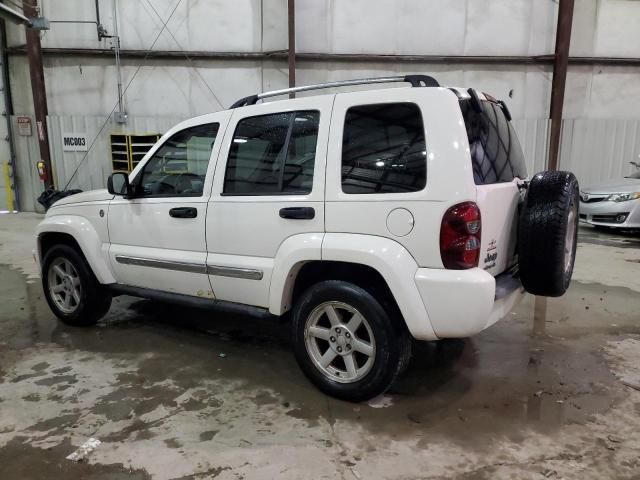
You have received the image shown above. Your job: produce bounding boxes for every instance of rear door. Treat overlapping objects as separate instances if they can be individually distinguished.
[459,96,526,275]
[205,96,332,308]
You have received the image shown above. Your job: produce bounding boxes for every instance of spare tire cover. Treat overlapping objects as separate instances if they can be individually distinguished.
[518,170,579,297]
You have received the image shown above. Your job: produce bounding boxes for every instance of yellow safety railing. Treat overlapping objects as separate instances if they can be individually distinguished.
[3,162,15,212]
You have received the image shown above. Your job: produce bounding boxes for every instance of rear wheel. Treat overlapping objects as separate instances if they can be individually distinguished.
[518,170,579,297]
[42,244,112,326]
[292,280,410,402]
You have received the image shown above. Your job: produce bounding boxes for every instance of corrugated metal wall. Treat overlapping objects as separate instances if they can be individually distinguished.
[559,119,640,188]
[512,119,551,178]
[10,115,640,212]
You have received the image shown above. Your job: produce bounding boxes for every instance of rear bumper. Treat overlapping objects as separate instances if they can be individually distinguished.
[414,267,524,339]
[579,199,640,228]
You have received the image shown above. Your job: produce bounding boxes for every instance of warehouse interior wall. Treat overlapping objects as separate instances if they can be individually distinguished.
[3,0,640,210]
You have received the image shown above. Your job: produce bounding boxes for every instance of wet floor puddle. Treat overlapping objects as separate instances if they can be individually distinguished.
[1,263,639,456]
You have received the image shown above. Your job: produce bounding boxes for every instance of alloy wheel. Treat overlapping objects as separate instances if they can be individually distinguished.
[48,257,82,314]
[304,301,376,383]
[565,198,578,273]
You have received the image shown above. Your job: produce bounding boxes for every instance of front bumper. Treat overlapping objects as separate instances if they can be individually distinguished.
[579,199,640,228]
[414,267,524,338]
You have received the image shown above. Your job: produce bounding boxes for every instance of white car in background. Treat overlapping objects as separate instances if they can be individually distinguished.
[579,168,640,230]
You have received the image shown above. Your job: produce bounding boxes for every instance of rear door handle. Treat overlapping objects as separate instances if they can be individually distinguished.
[169,207,197,218]
[279,207,315,220]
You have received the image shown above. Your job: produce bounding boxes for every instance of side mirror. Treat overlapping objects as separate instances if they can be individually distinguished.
[107,172,131,196]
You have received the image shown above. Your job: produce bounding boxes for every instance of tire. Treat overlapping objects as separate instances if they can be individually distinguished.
[518,170,579,297]
[42,244,112,326]
[292,280,411,402]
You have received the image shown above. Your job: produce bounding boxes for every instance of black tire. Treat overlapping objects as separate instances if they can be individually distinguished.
[42,244,112,326]
[518,170,579,297]
[292,280,411,402]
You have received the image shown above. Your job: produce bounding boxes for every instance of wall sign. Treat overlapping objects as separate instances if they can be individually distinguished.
[61,132,88,151]
[17,116,32,136]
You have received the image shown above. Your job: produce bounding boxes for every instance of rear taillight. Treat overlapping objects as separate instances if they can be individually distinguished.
[440,202,481,270]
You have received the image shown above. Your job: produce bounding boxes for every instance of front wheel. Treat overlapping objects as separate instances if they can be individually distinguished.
[292,280,410,402]
[42,244,112,326]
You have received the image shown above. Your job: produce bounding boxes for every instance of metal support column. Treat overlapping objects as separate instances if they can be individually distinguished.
[548,0,575,171]
[0,19,19,210]
[287,0,295,98]
[23,1,53,188]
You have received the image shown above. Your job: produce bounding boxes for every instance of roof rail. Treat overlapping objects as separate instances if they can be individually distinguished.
[229,74,440,108]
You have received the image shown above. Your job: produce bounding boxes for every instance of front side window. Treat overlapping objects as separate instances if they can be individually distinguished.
[223,111,319,195]
[342,102,427,194]
[460,100,527,185]
[137,123,219,197]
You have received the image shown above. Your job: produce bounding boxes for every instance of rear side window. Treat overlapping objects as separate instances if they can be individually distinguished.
[460,100,527,185]
[342,103,427,194]
[223,111,319,195]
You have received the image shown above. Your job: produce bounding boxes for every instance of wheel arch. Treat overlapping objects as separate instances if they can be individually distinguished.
[270,233,438,341]
[36,215,115,284]
[39,231,82,262]
[290,261,402,320]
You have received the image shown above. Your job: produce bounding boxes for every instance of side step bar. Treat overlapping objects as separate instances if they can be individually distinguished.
[108,284,277,321]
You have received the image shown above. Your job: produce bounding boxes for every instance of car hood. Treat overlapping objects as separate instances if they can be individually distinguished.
[50,189,114,208]
[582,177,640,194]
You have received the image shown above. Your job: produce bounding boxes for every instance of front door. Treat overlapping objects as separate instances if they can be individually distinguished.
[108,112,231,297]
[205,96,332,308]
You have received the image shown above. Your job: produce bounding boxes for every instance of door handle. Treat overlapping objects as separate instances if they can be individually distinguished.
[169,207,197,218]
[279,207,315,220]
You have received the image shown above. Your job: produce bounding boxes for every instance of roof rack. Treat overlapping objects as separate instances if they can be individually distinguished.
[229,74,440,109]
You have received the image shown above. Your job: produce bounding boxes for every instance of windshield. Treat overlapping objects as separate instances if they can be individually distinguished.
[625,171,640,179]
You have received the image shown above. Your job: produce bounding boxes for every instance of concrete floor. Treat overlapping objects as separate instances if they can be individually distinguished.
[1,213,639,480]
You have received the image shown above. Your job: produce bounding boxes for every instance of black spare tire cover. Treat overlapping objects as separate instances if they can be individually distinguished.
[518,170,579,297]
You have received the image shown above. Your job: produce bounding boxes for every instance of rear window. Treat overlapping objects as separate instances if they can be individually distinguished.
[341,102,427,194]
[460,99,527,185]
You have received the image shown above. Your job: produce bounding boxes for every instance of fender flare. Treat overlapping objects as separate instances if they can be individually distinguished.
[269,233,323,315]
[321,233,437,340]
[271,232,438,341]
[36,214,116,284]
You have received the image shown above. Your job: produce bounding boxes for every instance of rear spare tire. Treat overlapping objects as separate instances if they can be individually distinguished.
[518,170,579,297]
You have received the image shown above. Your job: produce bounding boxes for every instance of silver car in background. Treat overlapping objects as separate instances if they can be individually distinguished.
[579,168,640,230]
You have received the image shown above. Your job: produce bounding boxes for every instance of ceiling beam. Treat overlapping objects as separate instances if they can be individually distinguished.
[6,47,640,67]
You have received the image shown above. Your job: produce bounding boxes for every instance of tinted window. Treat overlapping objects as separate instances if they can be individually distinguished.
[342,103,426,194]
[138,123,219,197]
[223,111,319,195]
[460,100,527,185]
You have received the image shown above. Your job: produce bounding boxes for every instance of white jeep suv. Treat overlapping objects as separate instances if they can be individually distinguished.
[35,75,579,401]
